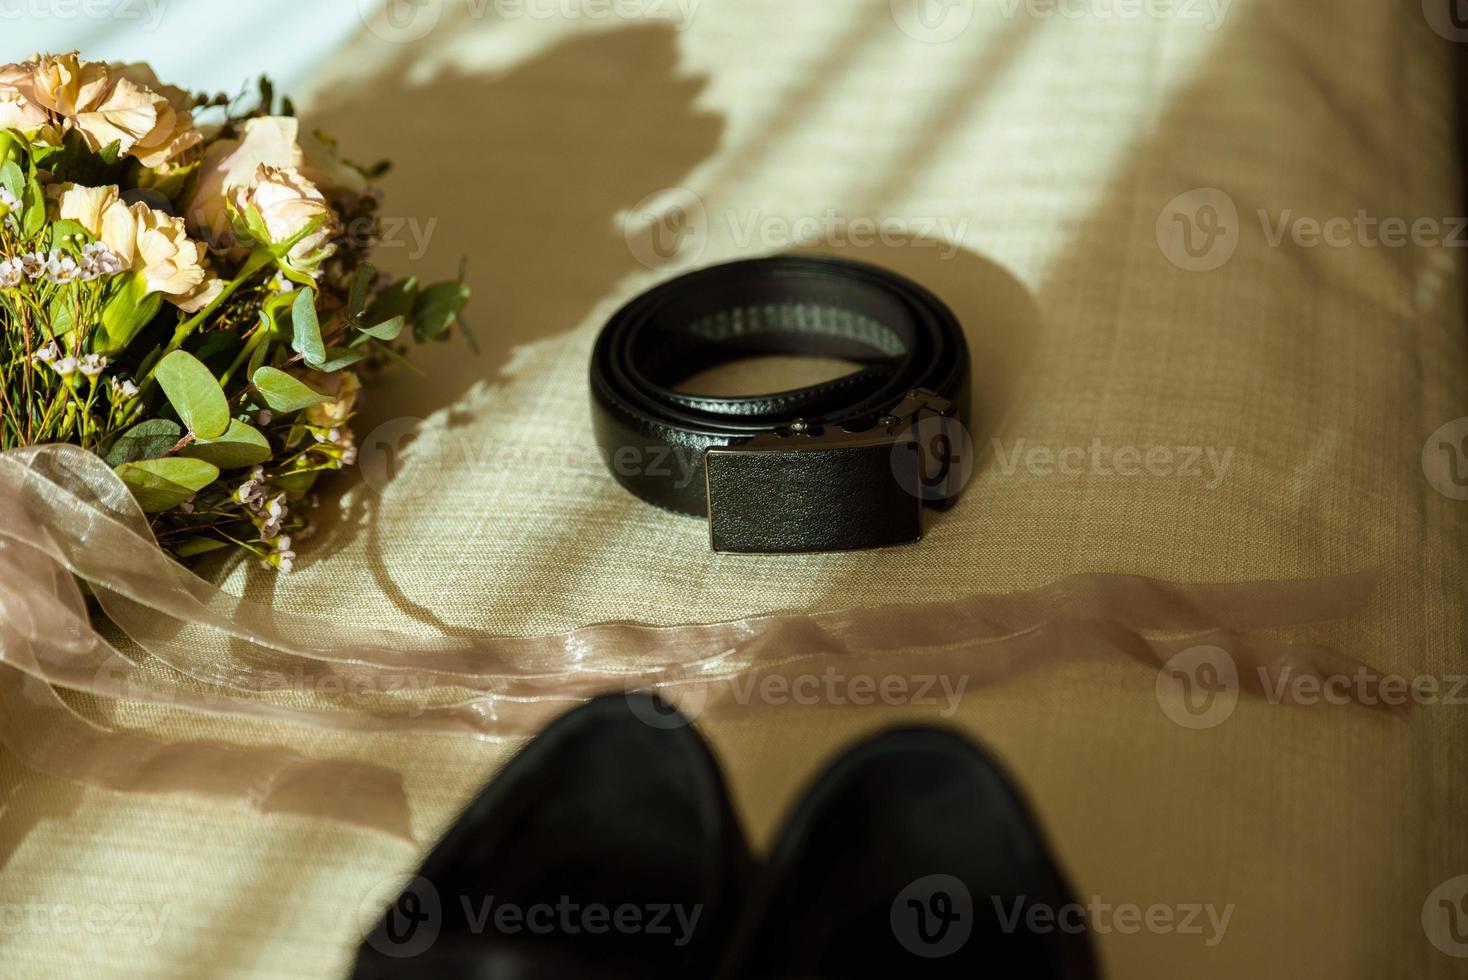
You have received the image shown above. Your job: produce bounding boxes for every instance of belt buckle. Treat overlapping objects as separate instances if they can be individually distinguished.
[703,389,959,554]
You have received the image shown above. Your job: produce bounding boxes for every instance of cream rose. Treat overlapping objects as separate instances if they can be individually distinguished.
[50,182,222,312]
[0,63,48,132]
[229,164,338,272]
[184,116,362,250]
[51,182,116,231]
[106,63,202,168]
[184,116,303,248]
[27,52,111,118]
[21,53,200,168]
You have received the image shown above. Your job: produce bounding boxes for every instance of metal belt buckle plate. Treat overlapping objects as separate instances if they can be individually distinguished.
[703,389,959,554]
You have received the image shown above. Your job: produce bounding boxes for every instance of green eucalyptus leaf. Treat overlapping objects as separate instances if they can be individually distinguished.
[364,276,417,324]
[273,470,319,494]
[156,350,230,438]
[179,418,272,469]
[172,536,231,558]
[104,419,182,466]
[290,288,325,364]
[247,327,270,380]
[350,314,404,346]
[312,346,367,372]
[251,366,329,413]
[348,262,374,318]
[411,281,470,343]
[114,457,219,513]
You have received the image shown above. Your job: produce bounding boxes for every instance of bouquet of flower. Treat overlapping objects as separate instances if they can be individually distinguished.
[0,52,469,570]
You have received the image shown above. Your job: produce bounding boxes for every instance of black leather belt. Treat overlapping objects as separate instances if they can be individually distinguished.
[589,256,970,553]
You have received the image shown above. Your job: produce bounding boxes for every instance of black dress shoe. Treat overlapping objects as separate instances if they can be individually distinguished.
[353,693,754,979]
[725,727,1099,980]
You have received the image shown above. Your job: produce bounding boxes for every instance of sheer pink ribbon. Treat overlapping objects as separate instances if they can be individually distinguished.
[0,444,1387,839]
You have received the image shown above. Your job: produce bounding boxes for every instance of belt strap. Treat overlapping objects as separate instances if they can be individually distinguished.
[589,256,971,553]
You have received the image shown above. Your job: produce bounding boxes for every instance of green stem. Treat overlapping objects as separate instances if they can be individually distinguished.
[220,322,268,387]
[133,248,274,405]
[78,378,99,447]
[34,384,67,440]
[161,247,273,357]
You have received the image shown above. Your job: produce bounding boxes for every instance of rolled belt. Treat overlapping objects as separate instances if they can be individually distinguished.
[589,255,971,553]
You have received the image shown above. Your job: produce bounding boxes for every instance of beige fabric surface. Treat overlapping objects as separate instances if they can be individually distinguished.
[3,1,1467,977]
